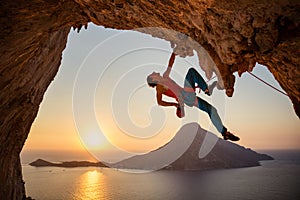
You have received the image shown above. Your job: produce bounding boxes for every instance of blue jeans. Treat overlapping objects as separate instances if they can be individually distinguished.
[182,68,227,134]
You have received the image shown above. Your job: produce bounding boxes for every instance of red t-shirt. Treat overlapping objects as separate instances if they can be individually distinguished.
[161,77,183,101]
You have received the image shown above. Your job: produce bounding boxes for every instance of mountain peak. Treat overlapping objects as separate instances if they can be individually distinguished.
[113,123,273,171]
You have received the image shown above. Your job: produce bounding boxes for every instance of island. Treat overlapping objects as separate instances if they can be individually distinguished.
[112,123,274,171]
[30,123,273,171]
[29,159,107,168]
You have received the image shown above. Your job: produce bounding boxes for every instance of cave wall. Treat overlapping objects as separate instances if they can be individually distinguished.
[0,0,299,199]
[0,1,88,199]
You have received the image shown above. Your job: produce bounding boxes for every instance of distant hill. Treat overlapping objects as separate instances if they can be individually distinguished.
[29,159,107,168]
[29,123,273,171]
[112,123,273,171]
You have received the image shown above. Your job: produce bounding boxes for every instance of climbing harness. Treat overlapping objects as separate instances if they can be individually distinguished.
[247,71,288,96]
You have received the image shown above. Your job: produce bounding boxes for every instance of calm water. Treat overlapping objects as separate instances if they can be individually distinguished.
[22,150,300,200]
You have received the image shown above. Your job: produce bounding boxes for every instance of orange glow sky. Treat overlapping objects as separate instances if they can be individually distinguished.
[23,24,300,161]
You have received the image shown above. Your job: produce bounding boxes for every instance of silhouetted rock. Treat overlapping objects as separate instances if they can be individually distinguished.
[29,159,56,167]
[29,124,273,171]
[113,123,273,171]
[29,159,107,168]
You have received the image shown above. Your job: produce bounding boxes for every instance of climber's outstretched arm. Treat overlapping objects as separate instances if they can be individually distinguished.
[163,52,176,78]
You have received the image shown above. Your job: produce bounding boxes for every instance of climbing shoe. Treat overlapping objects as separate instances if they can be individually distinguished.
[222,132,240,141]
[205,81,217,96]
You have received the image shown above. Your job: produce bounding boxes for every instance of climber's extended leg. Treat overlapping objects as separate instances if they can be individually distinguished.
[194,97,239,141]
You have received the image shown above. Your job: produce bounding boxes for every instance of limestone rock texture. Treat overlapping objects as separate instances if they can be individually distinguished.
[0,0,299,199]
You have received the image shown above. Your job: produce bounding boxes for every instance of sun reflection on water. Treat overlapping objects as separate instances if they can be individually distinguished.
[76,169,108,200]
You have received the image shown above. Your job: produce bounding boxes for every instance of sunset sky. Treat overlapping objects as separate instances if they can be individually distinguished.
[23,23,300,162]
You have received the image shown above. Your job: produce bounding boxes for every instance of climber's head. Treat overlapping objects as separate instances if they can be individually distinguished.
[147,72,161,88]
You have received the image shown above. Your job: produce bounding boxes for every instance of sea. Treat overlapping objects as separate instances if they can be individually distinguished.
[21,150,300,200]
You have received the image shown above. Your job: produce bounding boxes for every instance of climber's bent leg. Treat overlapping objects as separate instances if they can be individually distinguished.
[184,68,208,91]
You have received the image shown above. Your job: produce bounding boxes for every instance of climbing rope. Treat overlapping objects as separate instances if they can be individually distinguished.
[206,72,288,96]
[247,71,288,96]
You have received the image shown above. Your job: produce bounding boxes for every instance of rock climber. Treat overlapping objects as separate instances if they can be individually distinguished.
[146,52,240,141]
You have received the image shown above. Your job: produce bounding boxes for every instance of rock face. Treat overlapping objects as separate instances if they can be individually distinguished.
[112,123,273,170]
[0,0,299,199]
